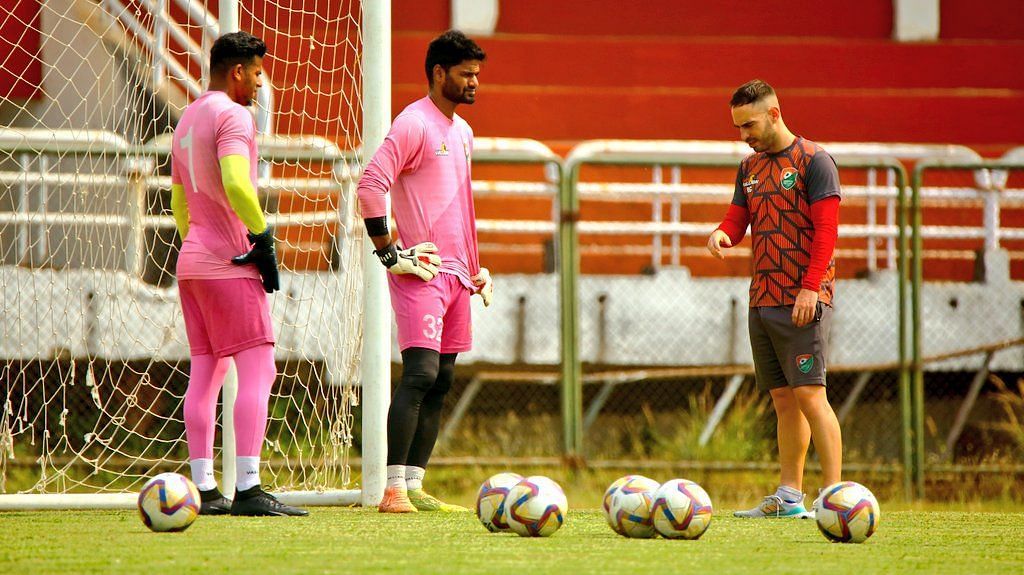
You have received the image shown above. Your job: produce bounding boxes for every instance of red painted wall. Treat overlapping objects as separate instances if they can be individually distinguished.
[495,0,894,38]
[225,0,1024,274]
[388,32,1023,147]
[393,0,449,33]
[940,0,1024,40]
[0,1,42,100]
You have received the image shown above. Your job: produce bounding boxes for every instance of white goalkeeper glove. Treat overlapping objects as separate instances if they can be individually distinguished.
[471,267,493,307]
[374,242,442,282]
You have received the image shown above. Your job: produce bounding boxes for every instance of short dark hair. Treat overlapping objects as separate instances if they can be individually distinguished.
[425,30,486,86]
[210,32,266,76]
[730,79,776,108]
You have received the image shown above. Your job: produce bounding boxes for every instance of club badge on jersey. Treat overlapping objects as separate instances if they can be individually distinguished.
[435,140,449,156]
[781,167,799,190]
[742,174,759,194]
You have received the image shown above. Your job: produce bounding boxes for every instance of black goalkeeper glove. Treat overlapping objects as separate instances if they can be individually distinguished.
[232,226,280,293]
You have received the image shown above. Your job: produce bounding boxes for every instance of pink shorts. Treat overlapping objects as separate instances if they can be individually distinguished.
[390,272,472,354]
[179,278,275,358]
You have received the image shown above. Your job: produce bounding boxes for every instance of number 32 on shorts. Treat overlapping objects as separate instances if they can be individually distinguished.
[422,314,444,343]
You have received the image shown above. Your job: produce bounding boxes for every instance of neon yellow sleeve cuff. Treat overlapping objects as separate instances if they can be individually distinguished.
[170,183,189,240]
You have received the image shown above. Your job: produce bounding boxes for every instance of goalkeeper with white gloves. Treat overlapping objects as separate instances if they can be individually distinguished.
[356,30,490,514]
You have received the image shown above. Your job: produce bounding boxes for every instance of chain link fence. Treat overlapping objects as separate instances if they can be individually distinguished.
[435,141,1024,501]
[911,156,1024,498]
[562,143,910,475]
[435,142,921,476]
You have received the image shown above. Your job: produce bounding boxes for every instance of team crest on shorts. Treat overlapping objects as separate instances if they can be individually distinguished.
[796,354,814,373]
[780,167,798,190]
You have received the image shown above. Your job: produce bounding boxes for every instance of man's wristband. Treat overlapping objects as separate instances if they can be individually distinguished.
[364,216,389,237]
[373,243,398,268]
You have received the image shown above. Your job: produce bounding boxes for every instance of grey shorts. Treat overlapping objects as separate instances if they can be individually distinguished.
[748,303,832,391]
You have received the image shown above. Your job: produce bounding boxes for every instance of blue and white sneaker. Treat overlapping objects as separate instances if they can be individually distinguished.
[733,494,814,518]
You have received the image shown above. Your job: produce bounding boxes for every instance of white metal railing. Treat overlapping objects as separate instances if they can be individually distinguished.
[564,140,989,272]
[100,0,274,134]
[6,132,1023,275]
[1002,147,1024,162]
[102,0,209,98]
[0,129,132,266]
[0,129,353,275]
[997,147,1024,191]
[450,137,564,254]
[415,139,1024,273]
[0,131,562,276]
[474,140,1017,273]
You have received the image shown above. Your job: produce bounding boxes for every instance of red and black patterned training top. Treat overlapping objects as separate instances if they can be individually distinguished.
[731,137,842,308]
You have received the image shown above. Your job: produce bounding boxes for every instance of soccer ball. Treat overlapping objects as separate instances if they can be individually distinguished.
[602,475,639,532]
[650,478,713,540]
[815,481,880,543]
[137,472,201,532]
[503,475,568,537]
[607,475,660,538]
[476,472,523,533]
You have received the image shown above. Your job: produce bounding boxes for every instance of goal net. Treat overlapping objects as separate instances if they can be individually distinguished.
[0,0,383,502]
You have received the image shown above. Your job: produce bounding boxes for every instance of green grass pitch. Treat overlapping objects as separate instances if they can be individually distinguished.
[2,507,1022,574]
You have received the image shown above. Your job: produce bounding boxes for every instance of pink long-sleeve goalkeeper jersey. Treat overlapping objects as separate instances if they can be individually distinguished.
[171,90,260,281]
[356,96,480,289]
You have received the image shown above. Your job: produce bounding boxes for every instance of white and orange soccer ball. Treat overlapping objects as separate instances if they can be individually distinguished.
[815,481,880,544]
[476,472,523,533]
[650,478,713,540]
[137,472,201,532]
[502,475,568,537]
[607,475,660,538]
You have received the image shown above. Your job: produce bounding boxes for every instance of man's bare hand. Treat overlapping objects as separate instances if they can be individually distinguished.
[707,229,732,260]
[792,288,819,327]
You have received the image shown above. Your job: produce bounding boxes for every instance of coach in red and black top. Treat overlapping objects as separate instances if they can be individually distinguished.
[708,79,843,519]
[731,137,840,309]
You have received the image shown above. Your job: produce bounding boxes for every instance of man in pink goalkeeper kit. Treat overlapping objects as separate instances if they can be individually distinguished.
[357,30,492,513]
[171,31,306,517]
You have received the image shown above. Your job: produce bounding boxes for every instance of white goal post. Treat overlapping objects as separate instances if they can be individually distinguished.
[0,0,390,509]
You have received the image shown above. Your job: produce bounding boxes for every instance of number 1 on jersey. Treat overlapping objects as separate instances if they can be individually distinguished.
[178,127,198,192]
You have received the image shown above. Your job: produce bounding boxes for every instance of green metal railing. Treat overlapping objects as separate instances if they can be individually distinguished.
[910,158,1024,499]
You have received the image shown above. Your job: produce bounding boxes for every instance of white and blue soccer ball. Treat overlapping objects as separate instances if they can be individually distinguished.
[502,475,568,537]
[137,472,201,532]
[602,475,640,532]
[815,481,880,543]
[476,472,523,533]
[650,478,713,540]
[607,475,660,538]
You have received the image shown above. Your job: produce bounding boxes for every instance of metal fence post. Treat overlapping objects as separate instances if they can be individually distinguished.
[559,160,583,459]
[896,163,915,501]
[910,164,926,500]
